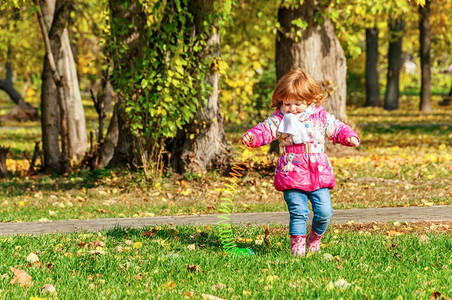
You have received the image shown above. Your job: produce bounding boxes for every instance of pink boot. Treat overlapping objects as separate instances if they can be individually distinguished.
[307,231,324,253]
[290,235,306,257]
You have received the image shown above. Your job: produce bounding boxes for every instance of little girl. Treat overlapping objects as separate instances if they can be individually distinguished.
[242,68,360,257]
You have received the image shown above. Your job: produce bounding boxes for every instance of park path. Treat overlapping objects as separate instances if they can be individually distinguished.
[0,205,451,236]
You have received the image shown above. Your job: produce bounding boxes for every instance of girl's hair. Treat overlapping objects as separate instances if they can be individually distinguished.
[270,67,326,108]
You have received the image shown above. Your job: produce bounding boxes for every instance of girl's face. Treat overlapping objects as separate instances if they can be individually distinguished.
[281,99,308,114]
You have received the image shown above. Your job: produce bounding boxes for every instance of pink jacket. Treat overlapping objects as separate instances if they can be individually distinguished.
[242,105,360,192]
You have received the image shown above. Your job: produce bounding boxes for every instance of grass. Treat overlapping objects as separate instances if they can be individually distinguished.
[0,95,451,222]
[0,223,450,299]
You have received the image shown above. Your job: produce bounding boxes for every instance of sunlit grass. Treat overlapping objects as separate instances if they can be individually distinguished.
[0,223,450,299]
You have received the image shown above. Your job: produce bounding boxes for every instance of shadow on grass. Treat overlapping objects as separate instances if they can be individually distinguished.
[0,167,130,197]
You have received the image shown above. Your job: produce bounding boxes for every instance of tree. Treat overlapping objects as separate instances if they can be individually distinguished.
[276,0,347,120]
[107,0,230,177]
[37,0,88,173]
[270,0,347,153]
[419,0,431,113]
[169,0,230,174]
[365,27,381,107]
[384,16,405,110]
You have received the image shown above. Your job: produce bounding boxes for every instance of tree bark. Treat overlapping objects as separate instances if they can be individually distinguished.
[0,62,39,122]
[39,0,69,173]
[365,27,381,107]
[169,0,230,174]
[96,100,118,169]
[419,0,431,113]
[108,1,148,168]
[271,0,346,154]
[0,146,10,178]
[0,62,24,105]
[276,0,346,119]
[39,0,87,173]
[384,17,405,111]
[60,28,88,161]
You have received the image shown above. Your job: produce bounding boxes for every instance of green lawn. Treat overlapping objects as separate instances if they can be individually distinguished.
[0,223,450,299]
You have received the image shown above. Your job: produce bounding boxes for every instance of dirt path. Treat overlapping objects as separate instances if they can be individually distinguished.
[0,205,450,236]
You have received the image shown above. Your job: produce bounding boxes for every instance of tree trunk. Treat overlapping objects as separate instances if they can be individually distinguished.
[0,62,24,105]
[276,0,346,119]
[365,27,381,107]
[60,28,88,161]
[39,0,87,172]
[0,62,39,122]
[0,146,10,178]
[169,0,230,174]
[384,17,405,111]
[271,0,346,154]
[95,100,118,169]
[40,0,68,173]
[419,0,431,113]
[108,1,148,168]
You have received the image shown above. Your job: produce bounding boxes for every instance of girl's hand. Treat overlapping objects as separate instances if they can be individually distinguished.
[242,132,255,148]
[346,136,360,147]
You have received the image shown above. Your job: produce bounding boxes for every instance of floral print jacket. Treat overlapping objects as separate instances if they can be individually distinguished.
[242,105,360,192]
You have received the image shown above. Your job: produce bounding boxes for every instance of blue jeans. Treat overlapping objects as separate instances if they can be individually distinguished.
[283,188,333,236]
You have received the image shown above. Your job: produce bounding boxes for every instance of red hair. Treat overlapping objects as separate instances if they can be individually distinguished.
[271,68,326,108]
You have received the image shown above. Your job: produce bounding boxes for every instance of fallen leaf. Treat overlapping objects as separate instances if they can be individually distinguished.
[327,278,351,290]
[133,242,142,249]
[187,265,202,273]
[418,234,430,244]
[142,229,156,237]
[323,253,334,261]
[385,230,404,237]
[184,291,194,298]
[162,280,176,290]
[89,250,107,255]
[202,294,226,300]
[89,240,105,248]
[10,268,32,287]
[26,253,39,263]
[187,244,196,251]
[41,284,56,293]
[211,283,226,291]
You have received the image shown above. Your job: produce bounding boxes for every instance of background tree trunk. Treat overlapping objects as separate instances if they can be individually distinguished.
[108,1,147,168]
[384,17,405,111]
[40,0,87,172]
[60,28,88,161]
[0,62,25,105]
[419,0,432,113]
[271,0,347,154]
[40,0,68,173]
[0,146,10,178]
[276,0,347,120]
[0,62,39,122]
[169,0,230,174]
[365,27,381,107]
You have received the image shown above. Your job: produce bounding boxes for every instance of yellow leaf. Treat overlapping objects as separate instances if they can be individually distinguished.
[133,242,142,249]
[162,280,176,290]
